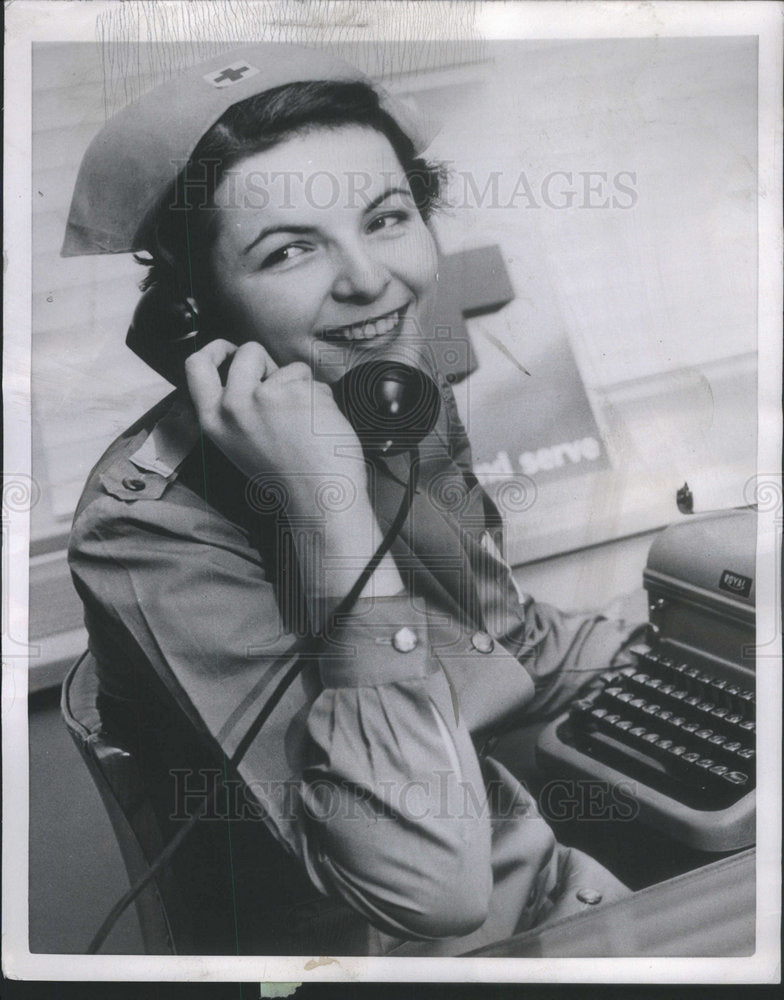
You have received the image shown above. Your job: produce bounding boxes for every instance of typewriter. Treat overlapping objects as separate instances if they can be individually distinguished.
[536,507,756,853]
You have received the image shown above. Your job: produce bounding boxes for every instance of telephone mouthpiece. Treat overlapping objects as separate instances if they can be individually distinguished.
[333,361,441,457]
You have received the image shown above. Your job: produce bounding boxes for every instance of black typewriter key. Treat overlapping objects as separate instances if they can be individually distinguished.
[618,666,638,679]
[615,691,635,704]
[614,719,634,732]
[668,716,686,732]
[709,678,729,704]
[724,713,745,733]
[584,709,607,734]
[697,701,716,715]
[571,698,595,712]
[603,713,622,727]
[628,726,647,743]
[683,695,702,710]
[629,698,647,712]
[681,751,701,767]
[722,742,748,770]
[694,757,715,770]
[722,770,750,788]
[658,684,676,698]
[642,702,661,717]
[739,720,755,735]
[656,738,674,751]
[722,771,751,789]
[646,677,664,692]
[569,699,597,723]
[642,732,661,745]
[736,747,755,766]
[724,684,741,709]
[680,721,700,736]
[666,745,688,773]
[737,689,755,707]
[648,736,668,760]
[630,673,649,694]
[709,764,729,778]
[711,707,729,722]
[708,733,727,748]
[604,686,623,698]
[655,709,673,723]
[694,728,713,742]
[669,689,688,703]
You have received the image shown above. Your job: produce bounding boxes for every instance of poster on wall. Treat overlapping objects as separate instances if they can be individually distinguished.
[435,244,610,492]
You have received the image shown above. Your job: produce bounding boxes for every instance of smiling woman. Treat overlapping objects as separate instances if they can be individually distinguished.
[62,43,643,957]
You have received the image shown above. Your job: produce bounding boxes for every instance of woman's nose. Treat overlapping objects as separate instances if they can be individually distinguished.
[330,245,390,303]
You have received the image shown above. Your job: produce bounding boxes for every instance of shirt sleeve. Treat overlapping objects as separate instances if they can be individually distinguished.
[68,489,493,940]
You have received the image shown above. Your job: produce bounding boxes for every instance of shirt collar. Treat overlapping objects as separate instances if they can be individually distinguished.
[129,394,202,478]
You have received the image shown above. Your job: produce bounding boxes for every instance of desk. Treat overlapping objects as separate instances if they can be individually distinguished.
[468,848,755,958]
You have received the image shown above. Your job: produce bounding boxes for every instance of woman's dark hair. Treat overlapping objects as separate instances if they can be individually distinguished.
[136,79,446,299]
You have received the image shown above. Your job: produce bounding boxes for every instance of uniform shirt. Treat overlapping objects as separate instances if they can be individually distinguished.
[68,375,638,955]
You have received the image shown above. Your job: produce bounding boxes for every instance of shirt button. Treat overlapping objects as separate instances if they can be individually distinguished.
[471,630,494,654]
[122,477,146,492]
[392,627,418,653]
[576,888,603,905]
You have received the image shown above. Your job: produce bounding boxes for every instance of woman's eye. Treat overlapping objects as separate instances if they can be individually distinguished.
[260,244,309,269]
[366,211,408,234]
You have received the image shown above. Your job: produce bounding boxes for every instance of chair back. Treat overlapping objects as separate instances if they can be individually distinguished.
[61,651,190,953]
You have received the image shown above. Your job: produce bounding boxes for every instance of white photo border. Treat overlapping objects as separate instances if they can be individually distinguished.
[3,0,781,984]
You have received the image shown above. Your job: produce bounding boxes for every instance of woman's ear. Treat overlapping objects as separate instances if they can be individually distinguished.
[127,285,214,387]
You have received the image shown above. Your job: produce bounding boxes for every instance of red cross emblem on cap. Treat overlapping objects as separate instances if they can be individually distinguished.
[204,62,260,88]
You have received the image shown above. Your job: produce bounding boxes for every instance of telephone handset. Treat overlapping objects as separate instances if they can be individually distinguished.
[126,285,441,456]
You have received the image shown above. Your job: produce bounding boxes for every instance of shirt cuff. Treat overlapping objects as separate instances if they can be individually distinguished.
[318,595,438,689]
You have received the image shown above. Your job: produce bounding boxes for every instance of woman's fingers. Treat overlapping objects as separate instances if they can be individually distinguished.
[224,341,280,396]
[186,339,283,420]
[184,339,238,413]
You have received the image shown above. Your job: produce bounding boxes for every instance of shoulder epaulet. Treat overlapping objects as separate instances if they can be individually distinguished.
[99,394,201,503]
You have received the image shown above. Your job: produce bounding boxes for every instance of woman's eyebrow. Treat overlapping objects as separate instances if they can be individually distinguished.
[363,185,412,213]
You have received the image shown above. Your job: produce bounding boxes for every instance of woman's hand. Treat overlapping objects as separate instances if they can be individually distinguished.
[185,339,366,504]
[185,339,403,602]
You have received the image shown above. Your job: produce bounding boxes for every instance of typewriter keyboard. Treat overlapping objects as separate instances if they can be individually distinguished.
[567,646,755,810]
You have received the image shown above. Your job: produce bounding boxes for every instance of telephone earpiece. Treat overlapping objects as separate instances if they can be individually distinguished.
[126,284,208,387]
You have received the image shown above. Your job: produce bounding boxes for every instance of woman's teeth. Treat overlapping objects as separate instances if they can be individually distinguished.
[326,309,402,341]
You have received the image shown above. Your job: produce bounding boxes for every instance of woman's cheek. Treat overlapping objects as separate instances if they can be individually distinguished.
[406,224,439,291]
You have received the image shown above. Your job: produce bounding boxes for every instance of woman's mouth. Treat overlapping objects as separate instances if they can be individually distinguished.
[321,304,408,342]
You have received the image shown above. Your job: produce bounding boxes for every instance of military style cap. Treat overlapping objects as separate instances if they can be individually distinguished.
[62,44,435,257]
